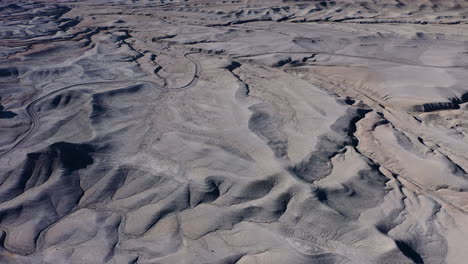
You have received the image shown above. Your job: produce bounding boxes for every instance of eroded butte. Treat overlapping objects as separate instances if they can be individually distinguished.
[1,0,468,263]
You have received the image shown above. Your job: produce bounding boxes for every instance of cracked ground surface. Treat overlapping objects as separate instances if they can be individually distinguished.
[2,0,468,263]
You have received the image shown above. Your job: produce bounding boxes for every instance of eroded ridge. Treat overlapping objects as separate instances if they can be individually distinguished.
[1,0,468,263]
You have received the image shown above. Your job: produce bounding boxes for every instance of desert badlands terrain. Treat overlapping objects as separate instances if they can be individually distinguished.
[1,0,468,263]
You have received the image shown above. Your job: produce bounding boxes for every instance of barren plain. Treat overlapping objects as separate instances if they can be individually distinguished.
[2,0,468,263]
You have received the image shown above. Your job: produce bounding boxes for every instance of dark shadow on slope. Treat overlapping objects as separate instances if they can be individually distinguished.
[395,240,424,264]
[290,108,371,183]
[0,110,16,119]
[53,142,94,172]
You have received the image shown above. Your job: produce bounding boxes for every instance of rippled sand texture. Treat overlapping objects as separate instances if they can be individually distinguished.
[2,0,468,263]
